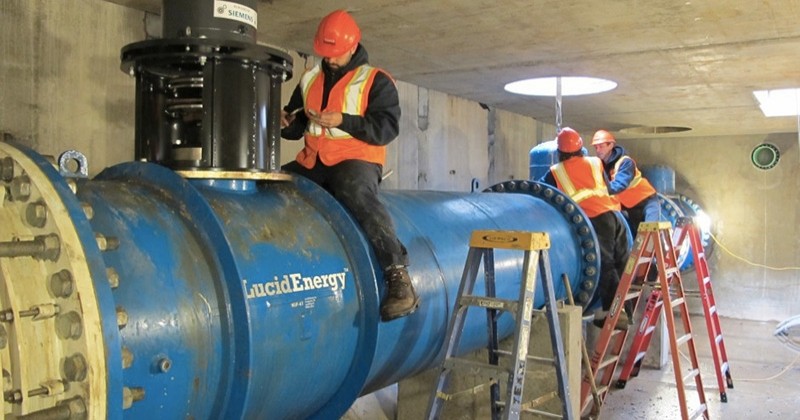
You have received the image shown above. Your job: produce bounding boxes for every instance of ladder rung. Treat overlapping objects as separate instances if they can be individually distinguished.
[720,361,729,373]
[597,355,620,370]
[495,349,555,365]
[636,256,651,265]
[442,358,509,383]
[676,333,693,346]
[665,267,679,277]
[689,403,708,420]
[634,351,647,364]
[702,276,710,285]
[624,290,641,301]
[715,333,724,344]
[682,368,700,383]
[459,295,517,312]
[709,305,717,315]
[595,384,610,396]
[670,297,685,307]
[644,325,656,336]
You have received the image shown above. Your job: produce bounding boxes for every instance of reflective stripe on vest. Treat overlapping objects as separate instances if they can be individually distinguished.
[551,157,619,217]
[611,156,657,208]
[295,64,387,168]
[300,65,375,139]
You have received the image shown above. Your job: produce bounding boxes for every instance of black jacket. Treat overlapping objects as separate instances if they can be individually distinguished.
[281,44,400,146]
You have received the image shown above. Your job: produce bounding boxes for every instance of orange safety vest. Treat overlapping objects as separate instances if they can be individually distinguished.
[611,156,657,208]
[295,64,387,169]
[550,156,620,218]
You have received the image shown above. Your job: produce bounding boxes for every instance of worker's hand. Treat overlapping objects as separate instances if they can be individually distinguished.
[308,109,343,129]
[280,109,295,128]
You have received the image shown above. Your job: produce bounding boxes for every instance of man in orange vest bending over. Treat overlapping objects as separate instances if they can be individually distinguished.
[591,130,660,236]
[538,128,630,328]
[280,10,418,321]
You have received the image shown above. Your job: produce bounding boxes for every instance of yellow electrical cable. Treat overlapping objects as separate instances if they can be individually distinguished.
[708,230,800,271]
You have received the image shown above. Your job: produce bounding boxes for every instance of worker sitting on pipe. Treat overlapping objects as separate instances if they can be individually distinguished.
[279,10,419,321]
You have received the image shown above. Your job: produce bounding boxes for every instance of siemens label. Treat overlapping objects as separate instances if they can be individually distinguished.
[214,1,258,28]
[243,270,347,299]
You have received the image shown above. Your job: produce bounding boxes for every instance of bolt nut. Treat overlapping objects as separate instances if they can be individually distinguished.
[122,387,145,409]
[57,396,87,418]
[62,353,88,382]
[50,270,74,298]
[107,267,119,289]
[81,202,94,220]
[121,347,134,369]
[9,176,31,202]
[116,306,128,329]
[25,202,47,227]
[36,234,61,261]
[55,312,83,340]
[0,157,14,182]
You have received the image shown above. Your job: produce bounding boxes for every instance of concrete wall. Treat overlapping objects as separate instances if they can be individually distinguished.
[2,0,798,323]
[621,134,800,321]
[0,0,140,173]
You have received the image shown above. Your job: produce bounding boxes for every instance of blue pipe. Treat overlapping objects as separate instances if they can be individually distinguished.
[4,143,600,419]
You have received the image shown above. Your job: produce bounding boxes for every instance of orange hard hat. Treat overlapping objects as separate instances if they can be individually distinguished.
[314,10,361,58]
[591,129,616,145]
[557,127,583,153]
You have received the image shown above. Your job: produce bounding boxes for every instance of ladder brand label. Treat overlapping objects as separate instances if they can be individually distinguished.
[243,269,347,299]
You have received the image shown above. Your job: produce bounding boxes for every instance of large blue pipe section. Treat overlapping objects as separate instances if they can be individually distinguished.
[1,143,599,419]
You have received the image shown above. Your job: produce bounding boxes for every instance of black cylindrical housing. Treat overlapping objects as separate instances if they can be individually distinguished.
[162,0,258,42]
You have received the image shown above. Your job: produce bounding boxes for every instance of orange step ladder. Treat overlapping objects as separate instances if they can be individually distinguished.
[580,221,709,419]
[616,217,734,403]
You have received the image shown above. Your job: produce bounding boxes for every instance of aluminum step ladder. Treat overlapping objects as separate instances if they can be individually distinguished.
[425,230,573,420]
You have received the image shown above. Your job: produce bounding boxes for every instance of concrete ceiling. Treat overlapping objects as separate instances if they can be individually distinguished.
[109,0,800,139]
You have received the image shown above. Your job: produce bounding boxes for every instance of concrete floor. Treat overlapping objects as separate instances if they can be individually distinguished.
[344,315,800,419]
[599,315,800,420]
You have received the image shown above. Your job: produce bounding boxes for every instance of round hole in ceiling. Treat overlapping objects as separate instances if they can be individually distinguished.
[750,143,780,170]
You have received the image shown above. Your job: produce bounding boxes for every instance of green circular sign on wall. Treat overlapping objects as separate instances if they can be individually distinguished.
[750,143,780,170]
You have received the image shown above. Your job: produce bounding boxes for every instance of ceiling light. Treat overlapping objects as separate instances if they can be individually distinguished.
[753,88,800,117]
[504,76,617,96]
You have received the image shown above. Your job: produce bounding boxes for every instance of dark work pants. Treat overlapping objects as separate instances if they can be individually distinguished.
[624,194,661,236]
[590,211,630,311]
[283,158,409,270]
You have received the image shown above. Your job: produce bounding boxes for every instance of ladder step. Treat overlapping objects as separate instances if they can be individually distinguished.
[459,295,517,312]
[709,305,717,315]
[721,361,729,373]
[715,333,724,344]
[671,297,685,307]
[689,403,708,420]
[442,358,509,384]
[597,355,620,370]
[644,325,656,336]
[634,351,647,364]
[683,368,700,383]
[676,333,693,346]
[624,290,642,301]
[494,349,555,365]
[665,267,680,277]
[702,276,710,285]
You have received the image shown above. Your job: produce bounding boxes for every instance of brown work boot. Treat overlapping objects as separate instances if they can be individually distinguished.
[380,266,420,322]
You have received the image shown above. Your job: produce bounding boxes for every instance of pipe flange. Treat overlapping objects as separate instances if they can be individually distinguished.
[484,180,600,307]
[0,141,116,419]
